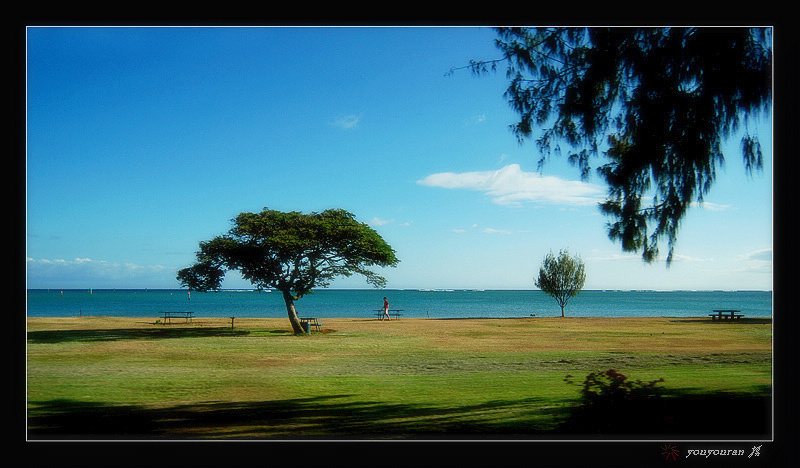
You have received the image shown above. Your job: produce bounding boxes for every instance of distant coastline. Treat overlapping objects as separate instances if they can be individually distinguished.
[26,288,774,293]
[26,289,773,319]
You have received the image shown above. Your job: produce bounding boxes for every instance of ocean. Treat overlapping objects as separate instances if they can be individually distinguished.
[25,289,773,319]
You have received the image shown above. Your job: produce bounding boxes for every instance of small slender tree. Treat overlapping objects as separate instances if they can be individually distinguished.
[177,208,399,334]
[535,249,586,317]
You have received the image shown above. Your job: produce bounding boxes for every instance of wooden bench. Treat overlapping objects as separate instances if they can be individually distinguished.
[374,309,404,320]
[709,309,745,321]
[299,317,323,332]
[161,311,194,324]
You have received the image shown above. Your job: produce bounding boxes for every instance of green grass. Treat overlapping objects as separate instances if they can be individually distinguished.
[26,316,772,439]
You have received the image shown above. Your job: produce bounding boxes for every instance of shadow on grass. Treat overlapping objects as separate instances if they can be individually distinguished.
[667,317,772,324]
[25,327,290,344]
[557,387,771,439]
[27,395,560,440]
[28,388,771,440]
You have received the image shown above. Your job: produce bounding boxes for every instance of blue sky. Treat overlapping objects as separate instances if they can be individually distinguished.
[25,26,773,291]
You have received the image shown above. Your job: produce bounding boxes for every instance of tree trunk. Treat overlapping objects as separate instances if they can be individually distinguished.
[282,289,306,335]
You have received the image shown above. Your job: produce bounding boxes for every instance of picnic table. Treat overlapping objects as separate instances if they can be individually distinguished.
[161,311,194,324]
[299,317,323,332]
[374,309,404,320]
[709,309,745,321]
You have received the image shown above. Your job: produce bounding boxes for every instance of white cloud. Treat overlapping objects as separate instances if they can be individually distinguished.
[417,164,603,207]
[27,257,175,288]
[736,248,772,274]
[586,251,713,263]
[331,114,361,129]
[369,218,414,227]
[449,225,526,235]
[670,253,714,263]
[745,248,772,262]
[691,201,731,211]
[463,114,486,126]
[586,252,642,263]
[369,217,394,226]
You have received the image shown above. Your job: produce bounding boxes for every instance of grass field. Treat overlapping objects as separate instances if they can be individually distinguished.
[26,316,772,440]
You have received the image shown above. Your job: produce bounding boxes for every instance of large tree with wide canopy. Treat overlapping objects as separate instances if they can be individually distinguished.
[177,208,399,334]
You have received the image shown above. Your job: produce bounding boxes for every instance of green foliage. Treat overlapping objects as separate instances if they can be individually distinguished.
[534,249,586,316]
[468,27,771,264]
[177,208,399,299]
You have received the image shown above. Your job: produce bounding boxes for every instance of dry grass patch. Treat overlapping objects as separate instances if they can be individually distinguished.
[27,315,771,439]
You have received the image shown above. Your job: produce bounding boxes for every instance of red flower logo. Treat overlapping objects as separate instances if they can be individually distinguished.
[661,443,680,461]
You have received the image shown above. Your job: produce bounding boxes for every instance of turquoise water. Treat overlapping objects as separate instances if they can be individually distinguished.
[26,289,773,319]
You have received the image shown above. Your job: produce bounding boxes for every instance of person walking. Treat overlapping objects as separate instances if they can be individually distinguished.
[382,297,390,321]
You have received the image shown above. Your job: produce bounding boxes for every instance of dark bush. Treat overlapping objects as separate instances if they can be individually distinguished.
[559,370,770,437]
[560,369,665,435]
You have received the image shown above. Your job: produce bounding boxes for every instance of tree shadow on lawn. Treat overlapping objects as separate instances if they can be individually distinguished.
[667,317,772,324]
[27,395,558,440]
[28,389,771,440]
[26,327,276,344]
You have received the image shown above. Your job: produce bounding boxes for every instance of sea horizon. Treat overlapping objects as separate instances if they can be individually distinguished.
[26,287,774,292]
[26,288,773,320]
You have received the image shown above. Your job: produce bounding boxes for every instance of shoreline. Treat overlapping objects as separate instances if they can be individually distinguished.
[26,288,774,292]
[26,315,774,332]
[26,315,774,320]
[27,290,773,320]
[26,315,773,357]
